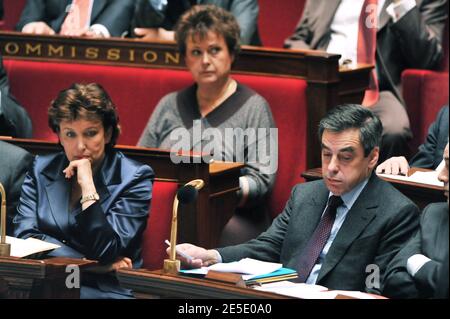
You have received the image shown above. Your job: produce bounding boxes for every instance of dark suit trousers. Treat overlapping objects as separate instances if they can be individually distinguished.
[371,90,412,162]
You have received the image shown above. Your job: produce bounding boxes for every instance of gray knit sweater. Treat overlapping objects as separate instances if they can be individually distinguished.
[138,83,277,205]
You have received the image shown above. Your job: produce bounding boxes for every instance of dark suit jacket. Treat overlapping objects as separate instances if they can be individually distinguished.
[13,150,154,295]
[218,174,420,293]
[132,0,261,45]
[284,0,447,103]
[383,202,449,298]
[0,55,32,138]
[409,105,449,169]
[0,141,33,236]
[16,0,135,37]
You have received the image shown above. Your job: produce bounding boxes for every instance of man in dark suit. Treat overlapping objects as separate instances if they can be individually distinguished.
[383,142,449,298]
[0,140,33,236]
[16,0,135,38]
[174,104,419,294]
[377,105,448,175]
[284,0,447,163]
[0,55,32,138]
[132,0,261,45]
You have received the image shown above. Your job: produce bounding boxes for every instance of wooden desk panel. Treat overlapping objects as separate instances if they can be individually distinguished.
[117,268,289,299]
[0,257,93,298]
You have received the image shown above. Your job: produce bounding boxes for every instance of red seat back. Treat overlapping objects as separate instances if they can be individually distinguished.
[234,74,308,218]
[258,0,305,48]
[4,60,193,144]
[1,0,26,30]
[402,70,449,151]
[141,181,178,270]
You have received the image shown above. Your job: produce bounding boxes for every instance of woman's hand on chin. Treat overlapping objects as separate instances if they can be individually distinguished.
[63,158,95,189]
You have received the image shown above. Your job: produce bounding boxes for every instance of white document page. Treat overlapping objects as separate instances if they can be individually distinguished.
[377,170,443,187]
[6,236,60,258]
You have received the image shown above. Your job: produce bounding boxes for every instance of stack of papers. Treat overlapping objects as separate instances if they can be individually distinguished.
[377,170,444,187]
[180,258,297,284]
[254,281,378,299]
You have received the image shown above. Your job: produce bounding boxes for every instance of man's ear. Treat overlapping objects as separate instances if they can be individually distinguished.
[368,146,380,170]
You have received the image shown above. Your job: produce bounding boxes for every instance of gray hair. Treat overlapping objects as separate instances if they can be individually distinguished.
[318,104,382,157]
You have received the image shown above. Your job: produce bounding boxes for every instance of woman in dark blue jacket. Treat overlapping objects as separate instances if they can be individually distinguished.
[13,83,154,298]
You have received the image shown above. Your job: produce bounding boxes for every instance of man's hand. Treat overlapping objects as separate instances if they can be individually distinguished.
[85,257,133,274]
[60,26,90,37]
[22,22,56,35]
[166,243,220,268]
[376,156,410,175]
[134,28,175,41]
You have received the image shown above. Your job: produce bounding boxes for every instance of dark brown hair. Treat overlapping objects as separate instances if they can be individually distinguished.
[48,83,120,147]
[175,4,241,56]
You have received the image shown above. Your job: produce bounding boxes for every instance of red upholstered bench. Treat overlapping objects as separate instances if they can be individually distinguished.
[4,59,308,267]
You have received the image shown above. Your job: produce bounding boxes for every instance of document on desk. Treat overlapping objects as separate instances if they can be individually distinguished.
[254,281,329,299]
[6,236,60,258]
[180,258,283,280]
[254,281,377,299]
[377,170,444,187]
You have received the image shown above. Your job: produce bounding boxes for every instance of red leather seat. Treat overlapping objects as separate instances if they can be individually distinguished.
[141,181,178,270]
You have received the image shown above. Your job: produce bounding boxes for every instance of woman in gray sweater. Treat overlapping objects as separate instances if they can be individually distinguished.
[138,5,277,245]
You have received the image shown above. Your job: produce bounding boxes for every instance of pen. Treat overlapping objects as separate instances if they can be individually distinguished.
[165,239,194,261]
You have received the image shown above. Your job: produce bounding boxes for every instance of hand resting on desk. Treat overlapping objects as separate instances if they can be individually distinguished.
[376,156,409,176]
[84,256,132,274]
[166,243,219,268]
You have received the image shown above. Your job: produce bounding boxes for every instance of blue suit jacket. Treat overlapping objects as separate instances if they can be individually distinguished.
[409,105,449,169]
[13,149,154,295]
[383,202,448,298]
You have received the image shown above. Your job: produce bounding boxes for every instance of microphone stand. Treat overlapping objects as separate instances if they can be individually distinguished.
[0,183,11,257]
[163,179,204,274]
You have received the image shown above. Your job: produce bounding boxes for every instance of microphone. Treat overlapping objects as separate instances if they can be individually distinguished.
[163,179,204,274]
[0,182,11,257]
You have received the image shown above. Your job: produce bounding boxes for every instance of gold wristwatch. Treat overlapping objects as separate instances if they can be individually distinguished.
[80,192,100,204]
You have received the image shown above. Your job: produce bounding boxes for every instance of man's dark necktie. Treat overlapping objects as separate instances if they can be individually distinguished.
[296,195,343,283]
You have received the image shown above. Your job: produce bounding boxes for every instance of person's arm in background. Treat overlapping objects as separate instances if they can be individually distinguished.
[89,0,135,37]
[409,106,449,169]
[238,95,276,208]
[0,56,33,138]
[283,0,314,49]
[388,0,447,70]
[376,105,449,174]
[227,0,259,45]
[15,0,56,35]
